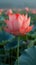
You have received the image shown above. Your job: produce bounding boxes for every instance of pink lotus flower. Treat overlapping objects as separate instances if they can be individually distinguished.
[25,7,29,12]
[0,9,3,15]
[31,10,36,14]
[5,9,13,15]
[4,13,33,36]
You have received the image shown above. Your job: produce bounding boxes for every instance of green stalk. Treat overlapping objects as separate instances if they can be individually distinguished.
[17,36,20,65]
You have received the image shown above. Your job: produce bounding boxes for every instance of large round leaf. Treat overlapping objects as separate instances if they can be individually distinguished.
[4,38,26,51]
[15,46,36,65]
[0,31,15,45]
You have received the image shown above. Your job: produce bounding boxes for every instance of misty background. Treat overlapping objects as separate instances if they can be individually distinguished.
[0,0,36,8]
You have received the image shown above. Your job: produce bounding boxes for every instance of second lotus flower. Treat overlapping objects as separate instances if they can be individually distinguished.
[4,13,33,36]
[5,9,13,16]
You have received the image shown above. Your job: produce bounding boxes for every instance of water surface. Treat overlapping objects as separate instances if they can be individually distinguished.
[0,0,36,8]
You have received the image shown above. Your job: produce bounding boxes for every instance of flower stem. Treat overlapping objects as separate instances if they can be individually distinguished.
[17,36,20,65]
